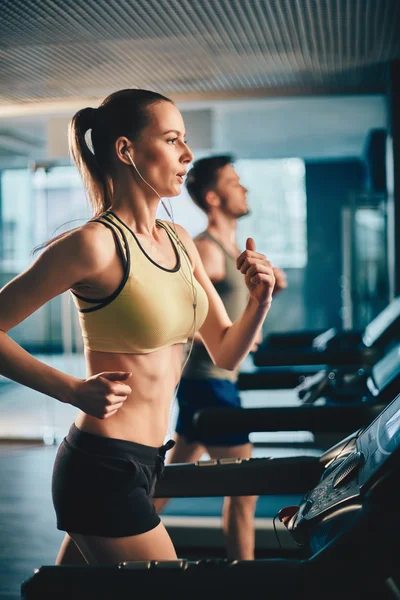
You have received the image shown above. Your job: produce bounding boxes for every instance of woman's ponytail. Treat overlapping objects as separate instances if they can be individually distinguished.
[33,89,173,254]
[68,107,112,216]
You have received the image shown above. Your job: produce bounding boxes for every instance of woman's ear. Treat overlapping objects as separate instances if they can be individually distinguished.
[115,137,134,164]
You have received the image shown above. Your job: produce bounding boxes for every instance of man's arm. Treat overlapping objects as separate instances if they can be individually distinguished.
[189,237,226,344]
[195,237,226,282]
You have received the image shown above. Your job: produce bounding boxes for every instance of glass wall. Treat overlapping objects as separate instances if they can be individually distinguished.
[1,170,34,273]
[0,166,90,442]
[341,192,390,330]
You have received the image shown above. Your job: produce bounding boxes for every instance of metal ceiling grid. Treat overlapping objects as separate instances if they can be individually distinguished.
[0,0,399,105]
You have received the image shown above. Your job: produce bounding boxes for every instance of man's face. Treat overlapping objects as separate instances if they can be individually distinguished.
[214,164,249,219]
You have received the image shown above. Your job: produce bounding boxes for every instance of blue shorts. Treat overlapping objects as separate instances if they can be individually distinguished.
[175,378,250,447]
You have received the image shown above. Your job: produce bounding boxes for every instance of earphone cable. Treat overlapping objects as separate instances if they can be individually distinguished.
[125,153,199,441]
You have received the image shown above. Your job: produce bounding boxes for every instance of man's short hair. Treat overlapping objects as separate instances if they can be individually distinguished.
[185,155,234,213]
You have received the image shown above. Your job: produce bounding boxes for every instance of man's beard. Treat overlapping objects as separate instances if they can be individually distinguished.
[230,205,250,219]
[220,196,250,219]
[237,207,250,219]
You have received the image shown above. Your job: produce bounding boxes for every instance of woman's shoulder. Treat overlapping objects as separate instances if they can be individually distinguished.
[63,219,112,247]
[46,219,116,271]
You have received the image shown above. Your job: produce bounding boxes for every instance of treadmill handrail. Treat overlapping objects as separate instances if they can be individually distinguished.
[153,456,323,497]
[311,327,336,349]
[193,403,386,435]
[362,296,400,348]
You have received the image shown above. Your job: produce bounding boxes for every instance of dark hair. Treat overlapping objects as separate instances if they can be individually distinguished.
[33,89,173,253]
[70,88,173,216]
[185,155,233,213]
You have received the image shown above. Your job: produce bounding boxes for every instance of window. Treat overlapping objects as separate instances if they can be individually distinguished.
[235,158,307,268]
[0,166,91,272]
[1,169,33,271]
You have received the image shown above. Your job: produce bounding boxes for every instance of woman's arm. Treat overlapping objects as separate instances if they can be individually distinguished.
[175,225,275,370]
[0,224,131,419]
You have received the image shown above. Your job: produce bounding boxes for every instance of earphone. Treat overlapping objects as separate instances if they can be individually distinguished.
[123,149,198,440]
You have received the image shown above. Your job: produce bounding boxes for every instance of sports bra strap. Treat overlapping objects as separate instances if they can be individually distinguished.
[96,215,130,268]
[159,221,192,266]
[70,216,131,312]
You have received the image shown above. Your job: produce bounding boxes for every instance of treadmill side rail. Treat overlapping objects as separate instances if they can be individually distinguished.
[153,456,323,497]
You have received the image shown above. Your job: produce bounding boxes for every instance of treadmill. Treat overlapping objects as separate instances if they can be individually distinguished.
[148,345,399,554]
[22,394,400,599]
[248,296,400,383]
[194,343,400,446]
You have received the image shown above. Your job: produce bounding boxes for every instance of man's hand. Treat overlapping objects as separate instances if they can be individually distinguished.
[272,267,288,295]
[237,238,275,307]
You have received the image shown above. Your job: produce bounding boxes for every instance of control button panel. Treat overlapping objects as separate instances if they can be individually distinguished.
[298,451,364,521]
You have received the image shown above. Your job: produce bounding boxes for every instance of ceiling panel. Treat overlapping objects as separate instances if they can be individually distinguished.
[0,0,399,105]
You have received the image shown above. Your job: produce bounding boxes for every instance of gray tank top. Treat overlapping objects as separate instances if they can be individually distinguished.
[183,230,248,382]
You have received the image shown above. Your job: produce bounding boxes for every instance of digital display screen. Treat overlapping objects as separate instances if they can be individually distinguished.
[360,395,400,481]
[381,407,400,452]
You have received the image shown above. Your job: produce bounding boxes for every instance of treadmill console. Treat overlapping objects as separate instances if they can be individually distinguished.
[290,393,400,537]
[296,343,400,405]
[362,296,400,348]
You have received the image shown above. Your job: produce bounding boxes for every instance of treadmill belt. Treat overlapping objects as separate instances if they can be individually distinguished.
[160,495,303,518]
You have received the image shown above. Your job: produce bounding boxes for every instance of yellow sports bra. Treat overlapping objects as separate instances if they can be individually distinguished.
[71,211,209,354]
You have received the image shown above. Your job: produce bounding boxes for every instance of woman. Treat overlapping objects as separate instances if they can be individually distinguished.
[0,89,275,565]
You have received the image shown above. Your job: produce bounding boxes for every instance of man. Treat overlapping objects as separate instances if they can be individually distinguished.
[153,155,287,559]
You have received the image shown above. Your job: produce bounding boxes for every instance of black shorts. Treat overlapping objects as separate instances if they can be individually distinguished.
[52,424,174,538]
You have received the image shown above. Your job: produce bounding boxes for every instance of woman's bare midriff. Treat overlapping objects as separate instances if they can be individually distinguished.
[74,343,185,447]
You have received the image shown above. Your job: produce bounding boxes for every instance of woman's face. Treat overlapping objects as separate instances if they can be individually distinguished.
[132,101,194,198]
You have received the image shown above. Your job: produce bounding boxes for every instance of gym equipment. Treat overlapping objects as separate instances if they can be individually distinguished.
[252,295,400,369]
[194,344,400,442]
[22,394,400,599]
